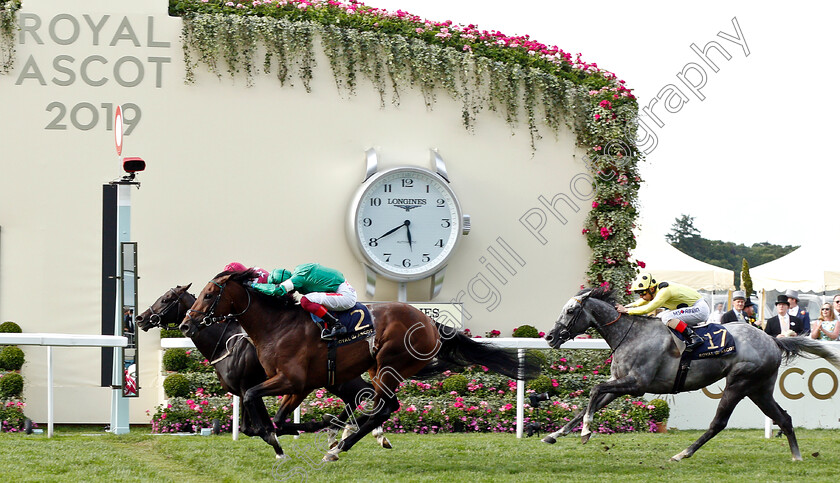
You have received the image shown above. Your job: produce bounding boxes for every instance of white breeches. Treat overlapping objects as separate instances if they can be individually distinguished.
[658,298,710,327]
[304,281,357,311]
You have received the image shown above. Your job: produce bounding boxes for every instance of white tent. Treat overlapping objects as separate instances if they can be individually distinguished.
[632,232,735,291]
[750,239,840,292]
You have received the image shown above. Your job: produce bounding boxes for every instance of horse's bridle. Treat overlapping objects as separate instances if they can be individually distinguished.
[187,280,251,327]
[147,288,190,329]
[555,294,624,344]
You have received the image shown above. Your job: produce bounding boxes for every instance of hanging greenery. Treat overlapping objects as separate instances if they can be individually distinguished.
[171,0,644,293]
[0,0,643,293]
[0,0,20,74]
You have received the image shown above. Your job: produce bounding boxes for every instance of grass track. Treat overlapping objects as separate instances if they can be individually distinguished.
[2,427,840,482]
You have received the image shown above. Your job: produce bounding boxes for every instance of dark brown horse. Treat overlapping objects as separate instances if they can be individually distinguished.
[137,284,392,452]
[180,269,539,461]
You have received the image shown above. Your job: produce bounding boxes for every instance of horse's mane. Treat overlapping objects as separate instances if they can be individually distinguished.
[577,286,618,306]
[218,269,299,311]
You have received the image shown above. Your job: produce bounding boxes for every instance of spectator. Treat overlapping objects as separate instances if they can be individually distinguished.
[744,296,760,328]
[720,291,747,323]
[785,290,811,334]
[833,294,840,319]
[764,294,807,338]
[810,303,840,341]
[710,302,725,324]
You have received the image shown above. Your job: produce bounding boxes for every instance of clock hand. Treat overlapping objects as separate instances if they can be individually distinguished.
[374,220,409,242]
[405,220,413,252]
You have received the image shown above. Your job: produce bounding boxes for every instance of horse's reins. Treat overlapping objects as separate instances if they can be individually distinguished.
[187,280,252,326]
[562,295,635,364]
[148,288,190,328]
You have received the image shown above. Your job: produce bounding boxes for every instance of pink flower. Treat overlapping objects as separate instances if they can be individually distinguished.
[592,201,599,208]
[599,226,612,239]
[599,100,612,109]
[637,260,646,268]
[594,114,601,120]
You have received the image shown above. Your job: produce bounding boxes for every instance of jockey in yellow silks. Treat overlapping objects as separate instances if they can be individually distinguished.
[616,273,707,351]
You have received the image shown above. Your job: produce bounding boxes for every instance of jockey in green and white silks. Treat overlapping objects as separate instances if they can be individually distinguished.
[617,272,708,352]
[251,263,356,339]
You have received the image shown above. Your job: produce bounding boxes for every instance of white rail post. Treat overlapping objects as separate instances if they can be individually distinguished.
[232,395,240,440]
[516,348,525,438]
[47,346,54,438]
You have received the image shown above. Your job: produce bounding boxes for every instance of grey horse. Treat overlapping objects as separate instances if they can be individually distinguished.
[543,287,840,462]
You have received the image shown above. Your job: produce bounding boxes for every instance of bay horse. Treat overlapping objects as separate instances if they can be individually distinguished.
[180,269,539,461]
[543,287,840,461]
[136,284,392,451]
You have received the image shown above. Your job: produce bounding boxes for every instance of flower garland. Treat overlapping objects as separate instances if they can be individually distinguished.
[0,0,643,292]
[0,0,20,74]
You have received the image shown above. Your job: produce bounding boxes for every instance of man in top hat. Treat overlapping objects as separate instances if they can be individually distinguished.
[720,290,748,324]
[764,294,807,337]
[743,296,760,328]
[785,289,811,334]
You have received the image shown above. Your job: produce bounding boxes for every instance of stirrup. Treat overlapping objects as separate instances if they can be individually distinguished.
[685,335,703,352]
[321,325,347,340]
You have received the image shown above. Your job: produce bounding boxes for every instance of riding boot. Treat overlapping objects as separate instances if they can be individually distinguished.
[682,326,703,352]
[320,312,347,340]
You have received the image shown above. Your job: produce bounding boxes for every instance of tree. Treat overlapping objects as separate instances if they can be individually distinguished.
[741,258,753,296]
[666,214,701,245]
[663,215,798,287]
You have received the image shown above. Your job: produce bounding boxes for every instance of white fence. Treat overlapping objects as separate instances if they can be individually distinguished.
[0,333,128,437]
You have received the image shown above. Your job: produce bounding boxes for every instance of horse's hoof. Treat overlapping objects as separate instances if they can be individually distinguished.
[670,450,687,462]
[329,441,338,450]
[542,436,556,444]
[322,453,340,462]
[581,433,591,445]
[380,439,392,449]
[275,453,290,462]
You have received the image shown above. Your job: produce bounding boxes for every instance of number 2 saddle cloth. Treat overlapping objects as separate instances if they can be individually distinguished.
[671,322,737,360]
[310,303,375,347]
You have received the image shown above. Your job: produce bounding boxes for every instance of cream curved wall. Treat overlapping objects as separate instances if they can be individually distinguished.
[0,0,592,423]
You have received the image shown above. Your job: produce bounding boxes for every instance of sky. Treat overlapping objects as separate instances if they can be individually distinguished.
[368,0,839,247]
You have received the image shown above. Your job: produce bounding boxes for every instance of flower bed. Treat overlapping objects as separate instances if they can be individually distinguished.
[149,345,668,435]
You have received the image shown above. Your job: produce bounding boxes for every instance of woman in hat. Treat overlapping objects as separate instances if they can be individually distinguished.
[810,303,840,341]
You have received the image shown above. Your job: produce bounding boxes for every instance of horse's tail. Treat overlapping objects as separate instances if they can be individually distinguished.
[413,323,542,380]
[773,336,840,370]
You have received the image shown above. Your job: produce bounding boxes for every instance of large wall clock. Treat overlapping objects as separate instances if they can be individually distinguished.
[347,149,470,298]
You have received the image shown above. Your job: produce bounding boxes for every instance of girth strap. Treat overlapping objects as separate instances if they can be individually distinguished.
[672,350,692,393]
[327,339,338,386]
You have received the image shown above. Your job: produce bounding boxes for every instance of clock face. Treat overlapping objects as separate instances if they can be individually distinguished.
[351,167,463,281]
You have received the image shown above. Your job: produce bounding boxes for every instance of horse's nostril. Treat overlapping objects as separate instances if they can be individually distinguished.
[545,334,553,342]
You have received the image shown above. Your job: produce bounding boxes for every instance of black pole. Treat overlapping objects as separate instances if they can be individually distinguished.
[101,184,117,387]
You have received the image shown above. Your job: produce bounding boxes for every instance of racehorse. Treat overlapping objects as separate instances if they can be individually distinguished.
[180,269,540,461]
[543,287,840,462]
[136,284,392,451]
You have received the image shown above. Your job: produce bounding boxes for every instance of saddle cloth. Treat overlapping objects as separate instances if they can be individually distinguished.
[671,322,737,360]
[310,302,375,347]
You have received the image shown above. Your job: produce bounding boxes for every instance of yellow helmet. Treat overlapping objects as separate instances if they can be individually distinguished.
[631,272,656,293]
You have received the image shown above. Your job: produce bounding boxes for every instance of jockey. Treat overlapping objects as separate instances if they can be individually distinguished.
[251,263,356,340]
[616,272,706,352]
[224,262,269,284]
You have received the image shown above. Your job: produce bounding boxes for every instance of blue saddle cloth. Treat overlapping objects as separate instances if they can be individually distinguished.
[671,323,737,360]
[310,303,374,347]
